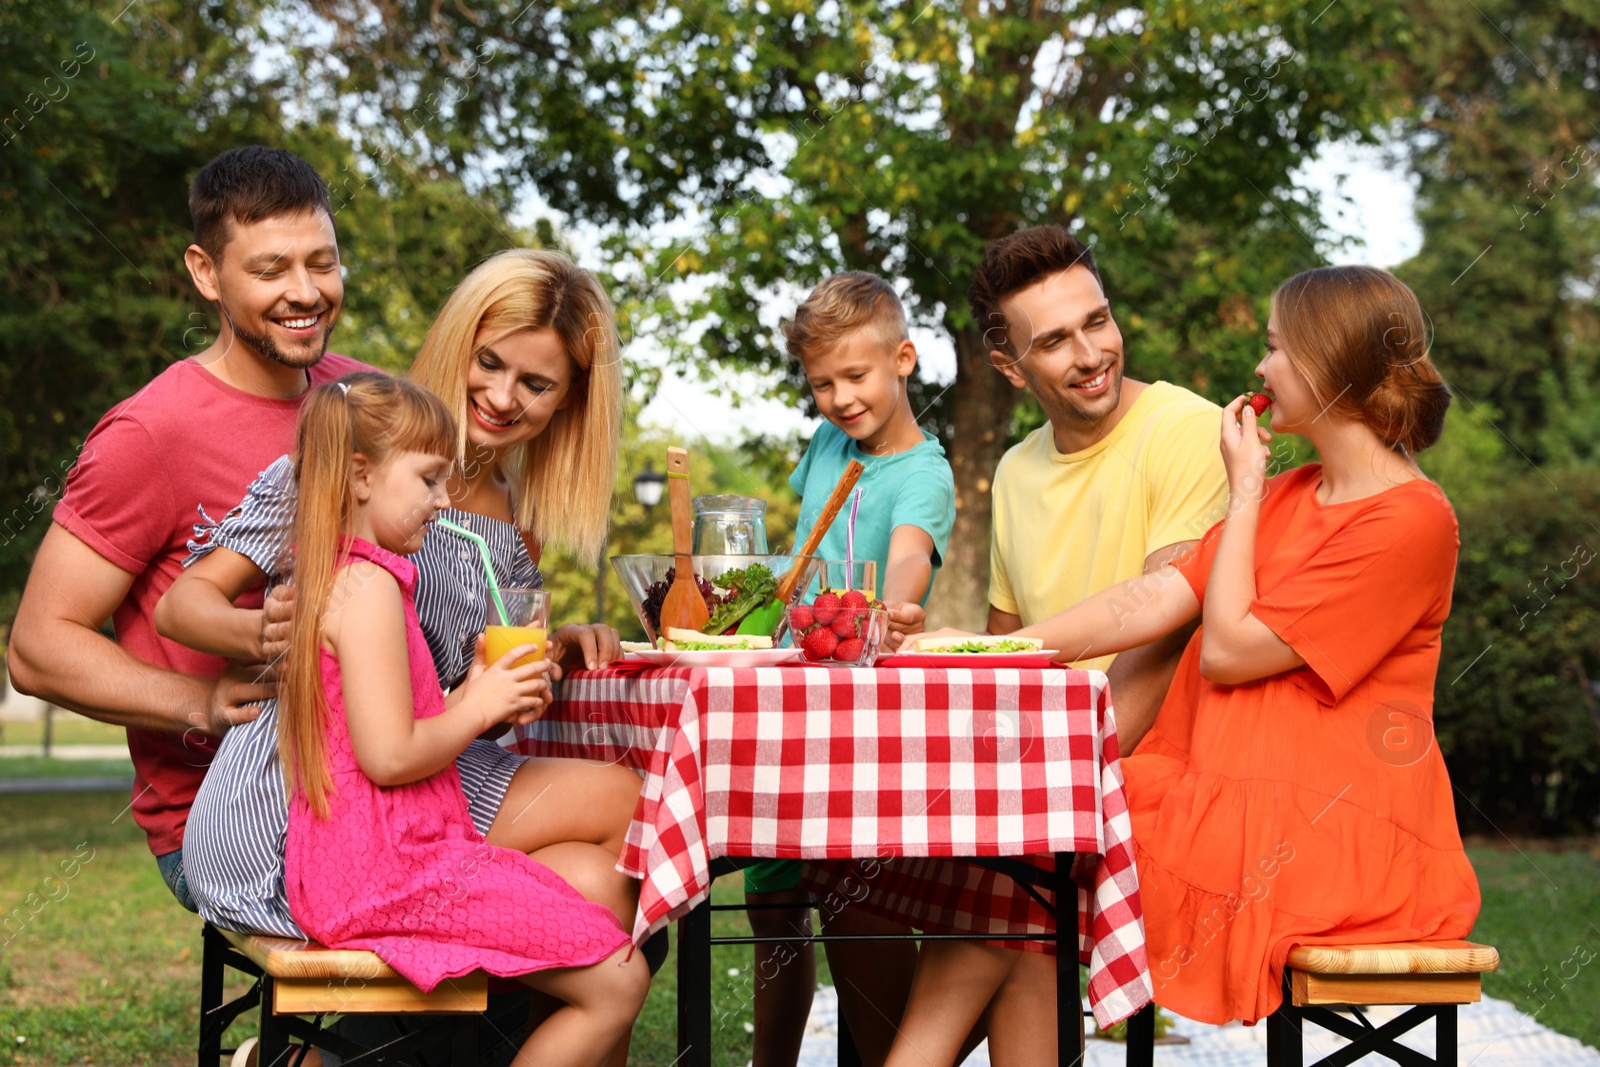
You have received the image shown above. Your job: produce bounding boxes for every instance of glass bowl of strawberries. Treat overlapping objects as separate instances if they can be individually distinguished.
[787,591,890,667]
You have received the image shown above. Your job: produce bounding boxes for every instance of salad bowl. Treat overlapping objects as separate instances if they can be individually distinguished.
[610,554,823,648]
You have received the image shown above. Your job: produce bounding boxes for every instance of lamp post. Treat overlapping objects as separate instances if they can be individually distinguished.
[632,463,666,509]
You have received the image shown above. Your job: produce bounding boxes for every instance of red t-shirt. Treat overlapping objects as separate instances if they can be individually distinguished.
[53,353,375,857]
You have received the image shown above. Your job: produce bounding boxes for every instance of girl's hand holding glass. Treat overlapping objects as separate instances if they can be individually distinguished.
[460,638,555,727]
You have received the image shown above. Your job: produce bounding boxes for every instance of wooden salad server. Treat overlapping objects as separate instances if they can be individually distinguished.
[772,459,865,606]
[657,445,711,634]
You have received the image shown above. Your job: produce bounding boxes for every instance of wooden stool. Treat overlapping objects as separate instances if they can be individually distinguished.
[1266,940,1499,1067]
[197,923,487,1066]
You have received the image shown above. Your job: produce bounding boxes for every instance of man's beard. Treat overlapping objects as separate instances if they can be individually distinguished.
[222,304,332,370]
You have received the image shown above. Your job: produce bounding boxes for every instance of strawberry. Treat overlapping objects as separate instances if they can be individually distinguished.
[812,591,842,625]
[1246,392,1272,417]
[832,610,859,639]
[834,636,865,663]
[789,604,815,632]
[841,589,870,611]
[802,626,839,661]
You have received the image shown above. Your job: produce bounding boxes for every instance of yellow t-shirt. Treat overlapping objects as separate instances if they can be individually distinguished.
[988,381,1228,671]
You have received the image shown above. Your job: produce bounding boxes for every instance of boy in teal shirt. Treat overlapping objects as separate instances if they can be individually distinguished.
[746,272,954,1067]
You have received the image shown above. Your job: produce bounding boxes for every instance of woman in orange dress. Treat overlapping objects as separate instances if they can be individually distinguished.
[887,265,1481,1066]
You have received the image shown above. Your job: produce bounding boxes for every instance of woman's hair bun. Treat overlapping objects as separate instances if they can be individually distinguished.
[1271,265,1451,454]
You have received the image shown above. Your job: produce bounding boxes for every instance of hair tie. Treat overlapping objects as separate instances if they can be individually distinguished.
[336,381,350,395]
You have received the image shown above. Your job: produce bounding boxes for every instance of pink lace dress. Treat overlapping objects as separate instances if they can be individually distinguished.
[284,538,628,992]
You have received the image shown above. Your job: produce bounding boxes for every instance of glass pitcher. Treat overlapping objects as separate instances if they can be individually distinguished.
[691,495,769,555]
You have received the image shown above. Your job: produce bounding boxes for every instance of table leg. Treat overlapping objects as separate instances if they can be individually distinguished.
[678,902,713,1067]
[838,1010,863,1067]
[1124,1005,1156,1067]
[1055,851,1082,1067]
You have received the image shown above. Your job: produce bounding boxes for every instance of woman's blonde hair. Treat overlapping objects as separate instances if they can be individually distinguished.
[1271,266,1451,454]
[283,373,457,819]
[408,249,623,565]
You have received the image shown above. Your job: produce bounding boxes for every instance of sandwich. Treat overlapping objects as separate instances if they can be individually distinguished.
[908,634,1044,654]
[661,627,775,652]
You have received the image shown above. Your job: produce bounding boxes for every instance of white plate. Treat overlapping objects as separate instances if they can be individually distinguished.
[629,648,806,668]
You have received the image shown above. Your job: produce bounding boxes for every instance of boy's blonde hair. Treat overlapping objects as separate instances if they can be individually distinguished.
[782,272,909,362]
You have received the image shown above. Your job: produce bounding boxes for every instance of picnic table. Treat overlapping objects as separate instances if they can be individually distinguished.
[510,660,1154,1066]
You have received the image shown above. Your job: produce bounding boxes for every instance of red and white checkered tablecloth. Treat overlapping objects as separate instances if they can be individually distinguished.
[509,662,1152,1027]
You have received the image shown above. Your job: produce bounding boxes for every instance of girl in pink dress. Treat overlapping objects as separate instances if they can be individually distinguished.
[280,373,645,1067]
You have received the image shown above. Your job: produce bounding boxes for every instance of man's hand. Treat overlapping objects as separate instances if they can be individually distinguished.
[257,583,295,678]
[881,601,926,651]
[548,623,622,675]
[198,662,276,737]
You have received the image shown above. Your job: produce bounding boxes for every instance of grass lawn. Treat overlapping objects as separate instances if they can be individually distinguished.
[1466,839,1600,1050]
[0,792,1594,1065]
[0,759,134,781]
[0,715,129,750]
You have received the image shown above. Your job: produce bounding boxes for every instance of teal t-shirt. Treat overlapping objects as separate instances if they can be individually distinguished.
[788,421,956,607]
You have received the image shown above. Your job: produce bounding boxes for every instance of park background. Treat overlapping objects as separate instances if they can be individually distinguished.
[0,0,1597,1063]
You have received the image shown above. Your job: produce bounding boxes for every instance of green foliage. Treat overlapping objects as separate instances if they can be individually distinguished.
[0,0,528,614]
[1417,403,1507,508]
[0,0,218,599]
[1437,470,1600,835]
[1393,0,1600,466]
[1470,845,1600,1050]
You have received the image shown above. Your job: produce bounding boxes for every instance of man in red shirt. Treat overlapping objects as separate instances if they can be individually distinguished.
[10,146,371,907]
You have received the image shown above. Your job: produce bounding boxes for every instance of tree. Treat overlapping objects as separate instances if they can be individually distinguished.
[288,0,1409,626]
[1392,0,1600,467]
[0,0,524,619]
[1,0,224,613]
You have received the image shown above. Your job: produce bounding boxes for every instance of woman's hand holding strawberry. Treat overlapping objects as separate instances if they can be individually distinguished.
[1221,394,1274,505]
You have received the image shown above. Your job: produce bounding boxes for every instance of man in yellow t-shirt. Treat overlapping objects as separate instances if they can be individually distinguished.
[970,225,1228,751]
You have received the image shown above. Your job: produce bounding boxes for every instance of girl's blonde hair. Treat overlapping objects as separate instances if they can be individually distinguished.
[1271,266,1451,454]
[408,249,623,565]
[283,373,457,818]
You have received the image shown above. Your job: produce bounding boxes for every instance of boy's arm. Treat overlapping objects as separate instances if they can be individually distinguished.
[881,524,935,646]
[882,525,935,604]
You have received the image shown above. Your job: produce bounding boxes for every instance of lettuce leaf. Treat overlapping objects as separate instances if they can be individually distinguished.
[668,639,766,651]
[925,639,1039,654]
[702,564,778,635]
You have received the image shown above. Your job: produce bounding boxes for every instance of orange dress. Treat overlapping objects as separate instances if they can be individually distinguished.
[1124,464,1480,1025]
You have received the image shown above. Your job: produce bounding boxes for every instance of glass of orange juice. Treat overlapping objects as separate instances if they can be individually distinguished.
[484,587,549,668]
